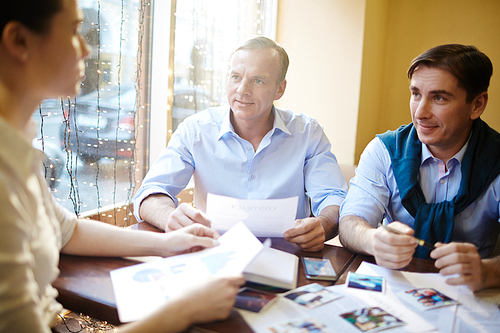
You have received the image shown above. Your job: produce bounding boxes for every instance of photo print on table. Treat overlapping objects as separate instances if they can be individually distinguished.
[268,317,333,333]
[340,306,405,332]
[346,272,385,293]
[283,283,342,309]
[234,287,277,313]
[399,288,459,310]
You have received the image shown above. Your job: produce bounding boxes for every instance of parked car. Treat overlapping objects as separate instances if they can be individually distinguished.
[59,84,213,164]
[42,141,66,190]
[59,84,137,164]
[172,84,214,130]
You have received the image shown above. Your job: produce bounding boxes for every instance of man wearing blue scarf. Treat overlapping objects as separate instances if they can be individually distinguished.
[339,44,500,292]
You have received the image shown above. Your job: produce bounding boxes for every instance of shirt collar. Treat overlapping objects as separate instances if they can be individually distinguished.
[218,105,291,140]
[273,107,292,136]
[218,106,233,139]
[421,132,470,166]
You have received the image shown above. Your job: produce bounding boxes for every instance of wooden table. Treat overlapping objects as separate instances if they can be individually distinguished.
[53,222,356,331]
[335,254,439,285]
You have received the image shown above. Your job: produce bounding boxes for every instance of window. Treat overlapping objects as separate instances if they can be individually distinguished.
[36,0,147,225]
[172,0,278,131]
[149,0,277,160]
[36,0,277,223]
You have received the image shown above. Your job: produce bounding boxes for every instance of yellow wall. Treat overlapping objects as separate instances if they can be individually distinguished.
[360,0,500,163]
[277,0,500,165]
[356,0,389,164]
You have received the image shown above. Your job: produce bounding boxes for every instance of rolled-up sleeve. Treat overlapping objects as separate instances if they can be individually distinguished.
[340,137,392,227]
[304,122,348,216]
[133,121,195,221]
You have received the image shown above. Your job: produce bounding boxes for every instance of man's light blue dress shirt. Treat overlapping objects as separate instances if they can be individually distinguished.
[134,106,347,221]
[340,137,500,257]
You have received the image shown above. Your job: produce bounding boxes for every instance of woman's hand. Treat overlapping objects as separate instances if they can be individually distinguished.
[159,224,221,257]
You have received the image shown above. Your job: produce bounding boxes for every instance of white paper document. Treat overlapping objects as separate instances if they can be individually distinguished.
[239,262,500,333]
[206,193,299,237]
[355,261,500,333]
[110,222,263,323]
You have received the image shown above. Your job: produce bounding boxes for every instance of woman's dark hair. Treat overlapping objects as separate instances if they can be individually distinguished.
[0,0,63,39]
[407,44,493,103]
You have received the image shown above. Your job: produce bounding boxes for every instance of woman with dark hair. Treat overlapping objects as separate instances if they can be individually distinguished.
[0,1,244,332]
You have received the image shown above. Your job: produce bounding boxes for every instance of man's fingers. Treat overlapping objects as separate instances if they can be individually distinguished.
[179,203,211,227]
[284,219,326,251]
[386,222,415,236]
[431,243,479,264]
[373,249,414,268]
[375,229,417,247]
[375,256,413,269]
[372,224,416,269]
[284,219,315,238]
[168,204,211,231]
[295,238,325,252]
[167,217,189,231]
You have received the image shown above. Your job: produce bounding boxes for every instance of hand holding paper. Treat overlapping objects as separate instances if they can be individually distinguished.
[111,222,299,322]
[111,222,263,322]
[206,193,298,237]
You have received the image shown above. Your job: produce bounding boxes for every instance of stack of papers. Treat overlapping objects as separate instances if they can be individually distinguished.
[110,222,299,323]
[243,246,298,290]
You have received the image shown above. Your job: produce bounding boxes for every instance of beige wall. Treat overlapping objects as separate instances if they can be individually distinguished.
[277,0,500,165]
[276,0,366,165]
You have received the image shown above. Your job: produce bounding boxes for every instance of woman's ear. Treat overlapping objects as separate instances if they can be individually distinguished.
[1,21,32,63]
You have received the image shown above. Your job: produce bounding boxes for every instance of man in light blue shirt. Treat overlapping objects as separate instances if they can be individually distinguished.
[135,37,347,251]
[340,44,500,291]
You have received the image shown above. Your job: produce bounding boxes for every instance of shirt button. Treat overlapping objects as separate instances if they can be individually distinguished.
[247,146,252,150]
[251,174,256,179]
[440,179,445,184]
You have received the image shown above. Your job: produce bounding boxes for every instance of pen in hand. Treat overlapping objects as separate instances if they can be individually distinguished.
[382,225,435,250]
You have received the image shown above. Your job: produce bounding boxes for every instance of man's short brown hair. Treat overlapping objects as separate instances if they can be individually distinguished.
[407,44,493,103]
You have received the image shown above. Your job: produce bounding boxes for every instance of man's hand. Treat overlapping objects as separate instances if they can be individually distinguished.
[166,203,211,232]
[284,205,340,252]
[371,222,417,269]
[284,217,326,252]
[430,242,486,291]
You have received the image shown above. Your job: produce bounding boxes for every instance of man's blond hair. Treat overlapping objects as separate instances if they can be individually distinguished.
[233,36,289,84]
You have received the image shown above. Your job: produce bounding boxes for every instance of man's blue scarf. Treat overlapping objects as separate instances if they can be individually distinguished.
[377,118,500,258]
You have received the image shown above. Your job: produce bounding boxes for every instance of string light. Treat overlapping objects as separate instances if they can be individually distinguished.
[38,0,144,224]
[55,311,116,332]
[36,7,279,327]
[38,0,274,218]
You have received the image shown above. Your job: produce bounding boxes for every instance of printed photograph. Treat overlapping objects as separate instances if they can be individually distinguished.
[283,283,342,309]
[268,317,333,333]
[340,307,405,332]
[399,288,459,310]
[234,287,277,313]
[346,272,385,293]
